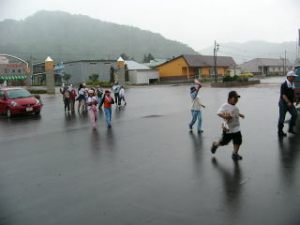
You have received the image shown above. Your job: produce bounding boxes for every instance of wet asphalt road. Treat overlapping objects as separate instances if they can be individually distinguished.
[0,78,300,225]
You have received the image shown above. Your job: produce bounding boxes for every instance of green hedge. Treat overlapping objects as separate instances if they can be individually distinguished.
[28,89,47,94]
[85,80,112,87]
[223,75,248,82]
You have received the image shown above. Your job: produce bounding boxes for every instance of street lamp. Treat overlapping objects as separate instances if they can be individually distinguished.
[213,41,219,82]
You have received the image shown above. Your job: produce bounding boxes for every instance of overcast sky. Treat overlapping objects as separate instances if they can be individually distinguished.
[1,0,299,50]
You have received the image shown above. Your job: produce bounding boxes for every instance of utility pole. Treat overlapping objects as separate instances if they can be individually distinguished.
[280,56,284,76]
[213,40,219,82]
[284,50,287,75]
[30,55,34,86]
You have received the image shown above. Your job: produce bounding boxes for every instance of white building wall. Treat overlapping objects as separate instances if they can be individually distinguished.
[129,70,159,84]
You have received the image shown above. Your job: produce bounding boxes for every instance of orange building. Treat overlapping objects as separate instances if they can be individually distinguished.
[156,55,236,81]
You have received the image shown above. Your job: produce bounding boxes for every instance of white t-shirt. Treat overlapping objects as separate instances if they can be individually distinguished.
[87,96,98,110]
[217,103,240,133]
[119,88,125,98]
[191,96,202,111]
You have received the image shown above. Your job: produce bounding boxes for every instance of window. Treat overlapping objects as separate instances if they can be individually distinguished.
[0,91,4,99]
[18,69,21,73]
[7,89,31,99]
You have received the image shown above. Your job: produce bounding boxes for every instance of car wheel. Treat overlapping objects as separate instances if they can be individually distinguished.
[6,109,12,118]
[34,110,40,115]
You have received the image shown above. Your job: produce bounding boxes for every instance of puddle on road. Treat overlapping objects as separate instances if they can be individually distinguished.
[142,114,164,118]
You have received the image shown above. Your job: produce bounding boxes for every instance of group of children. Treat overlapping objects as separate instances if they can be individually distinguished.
[60,83,127,129]
[189,80,245,161]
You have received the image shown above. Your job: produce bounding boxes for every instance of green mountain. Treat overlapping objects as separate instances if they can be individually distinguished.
[0,10,197,63]
[199,41,299,64]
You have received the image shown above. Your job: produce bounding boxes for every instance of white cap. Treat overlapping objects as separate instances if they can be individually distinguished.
[286,70,297,77]
[88,89,94,94]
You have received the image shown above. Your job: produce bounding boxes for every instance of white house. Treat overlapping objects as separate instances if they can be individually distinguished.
[125,60,159,84]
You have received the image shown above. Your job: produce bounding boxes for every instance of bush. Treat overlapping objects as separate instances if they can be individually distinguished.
[223,73,254,82]
[223,75,238,82]
[240,72,254,78]
[85,80,112,87]
[28,89,47,94]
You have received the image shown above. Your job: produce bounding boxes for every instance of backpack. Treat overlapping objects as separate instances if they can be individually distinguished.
[64,90,70,99]
[70,89,77,98]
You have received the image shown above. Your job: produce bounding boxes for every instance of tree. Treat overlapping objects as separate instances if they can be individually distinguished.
[143,53,155,63]
[89,74,99,82]
[143,54,148,63]
[148,53,154,61]
[120,53,129,60]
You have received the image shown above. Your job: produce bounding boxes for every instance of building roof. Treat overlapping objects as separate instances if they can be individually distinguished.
[157,54,236,68]
[243,58,292,67]
[182,55,236,67]
[117,57,124,62]
[64,59,115,65]
[45,56,53,62]
[125,60,150,70]
[144,59,168,68]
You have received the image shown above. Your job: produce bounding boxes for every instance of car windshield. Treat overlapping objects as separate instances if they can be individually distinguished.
[7,89,32,99]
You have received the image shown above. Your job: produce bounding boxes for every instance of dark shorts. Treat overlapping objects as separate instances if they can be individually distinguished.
[219,131,242,146]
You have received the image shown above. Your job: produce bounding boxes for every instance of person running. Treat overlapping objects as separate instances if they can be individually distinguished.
[99,90,115,128]
[119,85,127,106]
[278,70,298,137]
[211,91,245,161]
[189,81,205,133]
[87,89,98,129]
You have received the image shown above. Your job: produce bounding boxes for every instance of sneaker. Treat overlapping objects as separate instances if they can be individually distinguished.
[211,142,218,154]
[197,130,204,134]
[278,131,287,137]
[232,153,243,161]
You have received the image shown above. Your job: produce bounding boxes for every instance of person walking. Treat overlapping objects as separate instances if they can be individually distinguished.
[69,84,77,113]
[278,70,298,137]
[189,81,205,133]
[97,85,104,110]
[60,85,71,113]
[112,82,121,108]
[211,91,245,161]
[119,85,127,106]
[99,90,115,128]
[76,83,86,113]
[87,89,98,129]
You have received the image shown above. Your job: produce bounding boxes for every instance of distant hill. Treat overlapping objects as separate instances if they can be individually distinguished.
[199,41,298,65]
[0,11,197,63]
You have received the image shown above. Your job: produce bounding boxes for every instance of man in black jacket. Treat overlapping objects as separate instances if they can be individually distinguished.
[278,71,298,137]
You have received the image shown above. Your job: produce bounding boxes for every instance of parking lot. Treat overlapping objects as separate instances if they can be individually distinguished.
[0,79,299,225]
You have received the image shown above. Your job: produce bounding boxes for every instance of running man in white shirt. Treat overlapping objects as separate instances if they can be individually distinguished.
[211,91,245,161]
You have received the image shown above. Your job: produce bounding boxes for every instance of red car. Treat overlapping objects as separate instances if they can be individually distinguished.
[0,87,43,118]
